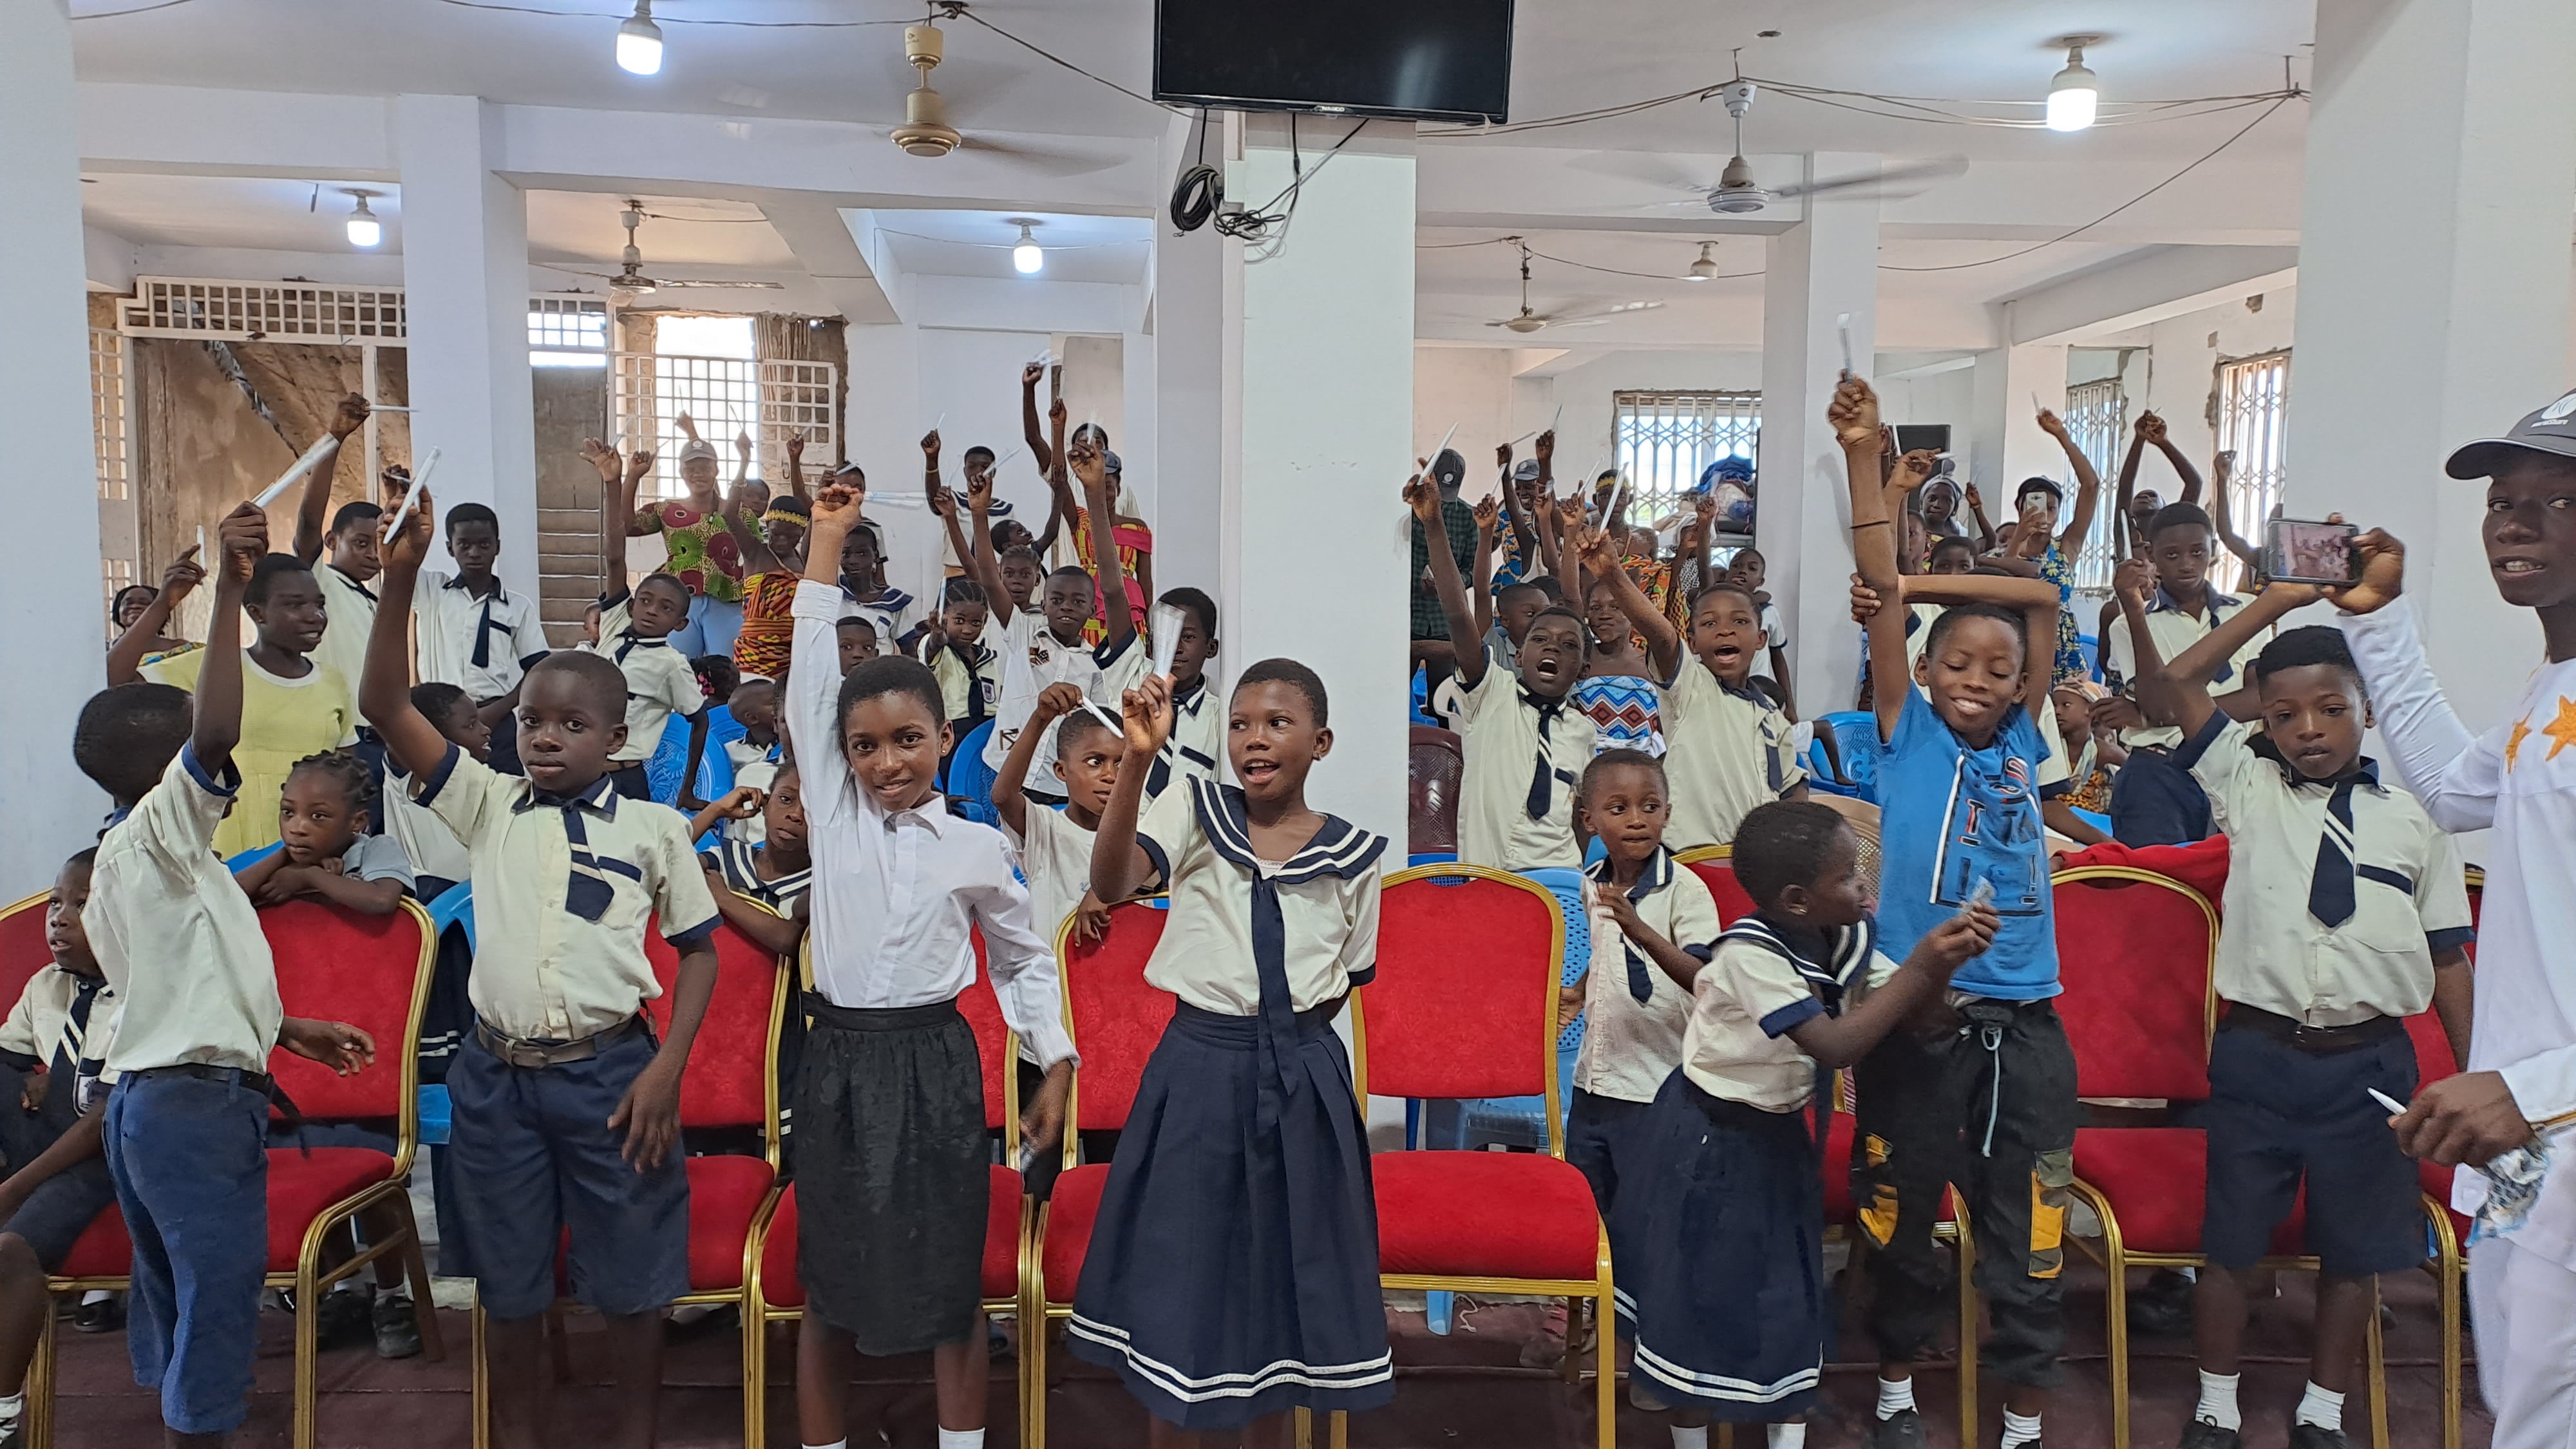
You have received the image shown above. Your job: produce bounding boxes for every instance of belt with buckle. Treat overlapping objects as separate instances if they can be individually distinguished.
[2222,1002,2401,1054]
[474,1014,645,1070]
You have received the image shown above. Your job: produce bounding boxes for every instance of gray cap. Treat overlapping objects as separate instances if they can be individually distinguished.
[2446,387,2576,478]
[1511,459,1542,483]
[677,439,721,464]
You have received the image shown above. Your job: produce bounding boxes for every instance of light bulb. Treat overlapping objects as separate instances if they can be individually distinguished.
[345,193,381,249]
[616,1,663,75]
[2047,46,2098,132]
[1012,224,1043,275]
[1686,242,1719,281]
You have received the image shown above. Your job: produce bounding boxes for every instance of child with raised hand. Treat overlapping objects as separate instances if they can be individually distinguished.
[691,766,811,957]
[410,495,553,775]
[1577,524,1806,853]
[2099,503,2273,846]
[1099,583,1222,800]
[587,464,713,803]
[289,395,378,716]
[1074,658,1393,1442]
[907,574,1000,755]
[2119,551,2473,1449]
[784,479,1074,1449]
[111,542,354,860]
[1625,802,1996,1449]
[363,488,721,1449]
[384,683,486,896]
[1835,375,2079,1449]
[965,422,1117,808]
[233,750,414,913]
[1416,466,1595,870]
[994,683,1122,947]
[1557,751,1721,1343]
[80,500,378,1446]
[0,850,122,1448]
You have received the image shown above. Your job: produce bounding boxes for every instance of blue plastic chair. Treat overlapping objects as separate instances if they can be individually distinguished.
[647,703,743,807]
[417,881,474,1146]
[1805,710,1881,803]
[223,841,284,872]
[945,719,999,828]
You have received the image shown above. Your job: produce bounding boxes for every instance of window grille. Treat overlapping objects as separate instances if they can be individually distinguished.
[611,354,839,501]
[91,328,129,502]
[2062,377,2128,591]
[2214,351,2291,543]
[1612,390,1760,533]
[119,278,408,341]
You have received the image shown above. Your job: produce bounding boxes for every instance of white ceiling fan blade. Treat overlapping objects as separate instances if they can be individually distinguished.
[956,135,1124,179]
[1546,301,1667,325]
[654,278,789,290]
[1771,155,1968,204]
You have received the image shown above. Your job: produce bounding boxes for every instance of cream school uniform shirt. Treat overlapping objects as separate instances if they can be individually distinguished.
[1682,916,1897,1113]
[412,747,719,1041]
[0,967,122,1085]
[1135,776,1387,1016]
[1574,850,1723,1104]
[787,580,1079,1069]
[88,747,284,1075]
[1659,660,1805,853]
[586,592,707,764]
[1445,651,1595,872]
[415,572,551,703]
[1099,634,1224,799]
[2105,589,2270,750]
[1010,804,1097,950]
[982,610,1112,783]
[2175,714,2472,1024]
[383,763,472,886]
[312,564,379,744]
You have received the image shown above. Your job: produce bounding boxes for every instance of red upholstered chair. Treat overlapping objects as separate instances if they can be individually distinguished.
[1026,902,1171,1448]
[1360,866,1613,1449]
[753,925,1043,1448]
[2056,867,2392,1449]
[467,907,791,1449]
[1407,726,1463,858]
[1672,845,1757,925]
[0,891,50,1008]
[31,899,439,1449]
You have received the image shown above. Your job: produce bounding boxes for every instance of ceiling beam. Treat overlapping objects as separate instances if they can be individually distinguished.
[760,197,896,325]
[2002,244,2301,346]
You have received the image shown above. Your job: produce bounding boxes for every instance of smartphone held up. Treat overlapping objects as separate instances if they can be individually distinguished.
[2262,518,2360,587]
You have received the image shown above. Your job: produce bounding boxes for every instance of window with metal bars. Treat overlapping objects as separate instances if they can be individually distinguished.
[611,317,838,502]
[529,299,610,368]
[1611,390,1760,535]
[2214,352,2291,549]
[90,329,129,502]
[102,557,134,618]
[2062,377,2127,591]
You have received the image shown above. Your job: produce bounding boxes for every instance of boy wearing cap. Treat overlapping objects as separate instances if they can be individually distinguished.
[623,412,752,657]
[2332,387,2576,1449]
[1495,433,1553,592]
[1412,446,1482,682]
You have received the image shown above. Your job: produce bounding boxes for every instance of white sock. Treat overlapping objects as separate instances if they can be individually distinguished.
[2195,1370,2242,1430]
[1767,1425,1806,1449]
[79,1289,109,1305]
[936,1431,984,1449]
[1669,1428,1707,1449]
[802,1441,847,1449]
[0,1390,21,1427]
[2000,1408,2044,1449]
[2296,1381,2345,1430]
[1876,1376,1917,1421]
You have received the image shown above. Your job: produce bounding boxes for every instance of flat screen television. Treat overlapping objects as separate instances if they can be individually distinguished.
[1153,0,1515,124]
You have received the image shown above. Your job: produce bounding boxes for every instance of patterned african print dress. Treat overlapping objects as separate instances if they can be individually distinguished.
[1575,674,1667,757]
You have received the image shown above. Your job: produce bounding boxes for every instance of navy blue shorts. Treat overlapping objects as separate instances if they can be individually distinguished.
[2201,1021,2426,1276]
[0,1160,116,1273]
[2109,746,2213,847]
[1564,1088,1657,1327]
[445,1026,690,1320]
[103,1070,270,1437]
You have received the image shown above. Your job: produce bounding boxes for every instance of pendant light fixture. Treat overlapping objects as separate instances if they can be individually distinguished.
[2046,40,2099,133]
[616,1,664,75]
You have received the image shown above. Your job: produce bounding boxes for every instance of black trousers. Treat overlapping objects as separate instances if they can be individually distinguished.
[1853,996,2080,1389]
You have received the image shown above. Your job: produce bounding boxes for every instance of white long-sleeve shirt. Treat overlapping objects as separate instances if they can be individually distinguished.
[2342,600,2576,1269]
[788,580,1077,1069]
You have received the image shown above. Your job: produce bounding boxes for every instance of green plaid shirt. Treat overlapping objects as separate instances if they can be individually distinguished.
[1411,496,1479,641]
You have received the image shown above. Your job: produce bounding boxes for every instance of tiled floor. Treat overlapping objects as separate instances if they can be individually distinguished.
[44,1263,2486,1446]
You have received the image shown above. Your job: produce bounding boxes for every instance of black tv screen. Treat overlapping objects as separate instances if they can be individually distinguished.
[1154,0,1515,124]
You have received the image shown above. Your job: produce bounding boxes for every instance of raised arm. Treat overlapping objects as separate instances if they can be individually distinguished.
[2139,571,2315,741]
[617,443,658,539]
[788,482,867,818]
[781,431,808,502]
[2209,451,2262,573]
[2331,530,2499,831]
[1577,525,1681,681]
[1836,378,1913,740]
[994,683,1082,838]
[714,457,786,577]
[961,466,1014,626]
[1020,361,1055,475]
[106,549,204,686]
[192,503,262,775]
[1092,674,1172,902]
[362,491,459,781]
[1412,469,1487,690]
[2038,406,2102,559]
[2145,413,2202,504]
[291,395,370,564]
[1071,435,1134,654]
[1497,445,1538,566]
[1962,480,1998,553]
[1471,495,1500,643]
[1898,569,2062,721]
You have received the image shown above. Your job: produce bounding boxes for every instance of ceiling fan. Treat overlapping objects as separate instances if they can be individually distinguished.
[1589,79,1967,216]
[562,203,787,298]
[1485,240,1665,334]
[883,10,1120,175]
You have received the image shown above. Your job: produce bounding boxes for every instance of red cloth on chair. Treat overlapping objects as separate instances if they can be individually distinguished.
[1370,876,1560,1101]
[2072,1126,2306,1257]
[1681,857,1756,925]
[684,1155,775,1292]
[53,1147,406,1282]
[1041,1163,1111,1303]
[762,1165,1023,1308]
[1063,906,1172,1133]
[2051,836,2232,904]
[1374,1152,1600,1282]
[2052,871,2221,1102]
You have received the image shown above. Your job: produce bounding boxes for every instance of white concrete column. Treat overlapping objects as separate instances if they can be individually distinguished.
[2287,0,2576,729]
[0,0,109,889]
[1222,117,1414,838]
[1755,155,1880,717]
[1968,344,2070,500]
[393,95,538,592]
[1150,111,1234,624]
[1120,325,1158,529]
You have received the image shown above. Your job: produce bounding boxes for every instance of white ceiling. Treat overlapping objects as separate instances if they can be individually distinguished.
[69,0,2324,348]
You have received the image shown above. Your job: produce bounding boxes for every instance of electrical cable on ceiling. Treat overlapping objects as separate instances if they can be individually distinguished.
[432,0,910,26]
[1420,71,2302,139]
[1169,108,1224,234]
[69,0,197,16]
[1213,117,1367,247]
[938,4,1177,112]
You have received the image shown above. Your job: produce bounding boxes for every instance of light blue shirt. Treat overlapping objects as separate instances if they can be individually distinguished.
[1871,686,2060,999]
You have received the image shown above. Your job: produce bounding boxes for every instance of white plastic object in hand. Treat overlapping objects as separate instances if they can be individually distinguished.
[1837,312,1854,376]
[1599,470,1630,527]
[1081,699,1124,738]
[383,447,442,538]
[255,434,343,509]
[1429,422,1458,468]
[1965,876,1996,912]
[2368,1087,2409,1117]
[1150,600,1186,682]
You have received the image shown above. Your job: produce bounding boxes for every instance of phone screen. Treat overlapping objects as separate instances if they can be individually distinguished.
[2263,518,2359,585]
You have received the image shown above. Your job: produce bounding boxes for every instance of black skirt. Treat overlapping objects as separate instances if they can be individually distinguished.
[1622,1069,1827,1421]
[793,995,989,1357]
[1066,1003,1392,1430]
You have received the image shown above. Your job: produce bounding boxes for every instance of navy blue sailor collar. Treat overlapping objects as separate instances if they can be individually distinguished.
[1182,775,1387,884]
[1584,845,1675,902]
[511,772,621,820]
[1719,909,1880,1005]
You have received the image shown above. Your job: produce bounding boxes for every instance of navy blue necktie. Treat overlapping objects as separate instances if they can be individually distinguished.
[1524,690,1575,820]
[2308,779,2358,927]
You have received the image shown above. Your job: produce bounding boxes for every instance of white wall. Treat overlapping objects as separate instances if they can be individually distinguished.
[2137,287,2300,489]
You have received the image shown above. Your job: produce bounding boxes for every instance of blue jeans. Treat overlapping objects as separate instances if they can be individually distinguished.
[670,594,743,659]
[104,1071,270,1436]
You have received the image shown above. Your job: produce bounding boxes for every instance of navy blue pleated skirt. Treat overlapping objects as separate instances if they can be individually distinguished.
[1066,1003,1392,1430]
[1622,1068,1827,1421]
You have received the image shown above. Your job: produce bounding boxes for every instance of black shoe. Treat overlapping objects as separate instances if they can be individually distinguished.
[2180,1419,2243,1449]
[2128,1267,2197,1339]
[1871,1408,1927,1449]
[2287,1426,2353,1449]
[314,1289,375,1352]
[72,1295,123,1334]
[373,1294,424,1360]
